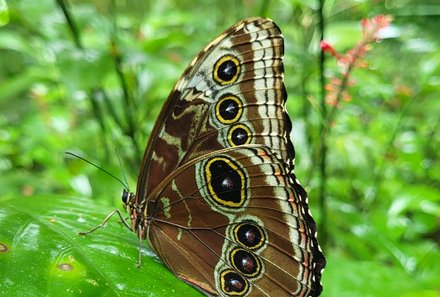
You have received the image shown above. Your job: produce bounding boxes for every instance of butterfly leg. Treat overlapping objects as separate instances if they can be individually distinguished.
[136,228,143,268]
[78,209,132,235]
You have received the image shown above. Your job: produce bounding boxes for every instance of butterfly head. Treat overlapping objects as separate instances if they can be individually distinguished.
[121,189,141,230]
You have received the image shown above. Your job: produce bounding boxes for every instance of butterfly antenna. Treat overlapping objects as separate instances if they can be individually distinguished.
[65,152,129,190]
[114,148,130,191]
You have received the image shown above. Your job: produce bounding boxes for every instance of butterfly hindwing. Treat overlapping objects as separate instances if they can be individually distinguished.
[146,145,319,296]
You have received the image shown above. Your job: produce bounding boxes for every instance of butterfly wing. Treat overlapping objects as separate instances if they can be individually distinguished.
[146,146,324,296]
[136,17,291,200]
[132,17,326,296]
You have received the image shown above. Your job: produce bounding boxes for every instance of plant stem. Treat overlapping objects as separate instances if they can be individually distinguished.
[56,0,82,49]
[55,0,111,158]
[317,0,328,248]
[110,39,140,158]
[109,1,141,164]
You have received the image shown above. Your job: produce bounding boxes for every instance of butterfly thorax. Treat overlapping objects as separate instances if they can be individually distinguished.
[122,189,150,239]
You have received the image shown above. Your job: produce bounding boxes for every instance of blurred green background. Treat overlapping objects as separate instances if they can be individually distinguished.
[0,0,439,296]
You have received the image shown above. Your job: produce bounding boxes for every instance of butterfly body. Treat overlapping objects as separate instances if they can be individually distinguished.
[123,17,325,297]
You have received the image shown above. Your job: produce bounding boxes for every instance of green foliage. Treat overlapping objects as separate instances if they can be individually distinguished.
[0,0,8,26]
[0,195,202,296]
[1,0,439,296]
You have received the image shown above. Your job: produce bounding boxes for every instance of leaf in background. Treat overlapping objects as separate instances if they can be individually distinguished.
[0,0,8,27]
[323,252,440,297]
[56,48,114,92]
[0,195,203,296]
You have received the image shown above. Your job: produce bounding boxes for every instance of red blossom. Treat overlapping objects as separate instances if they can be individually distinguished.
[320,41,341,59]
[361,14,393,42]
[322,15,392,107]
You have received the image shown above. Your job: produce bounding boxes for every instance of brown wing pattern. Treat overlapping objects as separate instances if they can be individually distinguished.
[130,17,325,297]
[136,18,289,201]
[146,146,323,296]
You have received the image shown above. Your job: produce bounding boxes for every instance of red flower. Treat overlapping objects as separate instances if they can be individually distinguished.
[322,15,392,107]
[361,14,393,42]
[320,41,341,59]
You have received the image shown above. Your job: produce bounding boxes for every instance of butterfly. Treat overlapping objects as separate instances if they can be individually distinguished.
[84,17,326,297]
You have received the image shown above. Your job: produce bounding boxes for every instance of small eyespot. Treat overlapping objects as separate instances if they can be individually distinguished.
[215,94,243,124]
[213,55,241,85]
[233,222,266,250]
[230,248,262,278]
[220,269,249,296]
[228,124,252,146]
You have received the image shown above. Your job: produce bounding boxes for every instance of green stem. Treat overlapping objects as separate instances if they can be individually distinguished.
[109,1,141,164]
[110,40,136,138]
[56,0,82,49]
[55,0,112,158]
[317,0,328,248]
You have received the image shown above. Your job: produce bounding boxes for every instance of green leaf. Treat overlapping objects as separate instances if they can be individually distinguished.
[0,195,203,296]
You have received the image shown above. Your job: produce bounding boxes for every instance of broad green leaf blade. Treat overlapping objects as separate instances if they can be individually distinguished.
[0,195,204,296]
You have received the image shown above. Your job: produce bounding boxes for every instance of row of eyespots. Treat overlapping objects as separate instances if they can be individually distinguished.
[219,222,266,296]
[204,156,247,208]
[213,55,252,148]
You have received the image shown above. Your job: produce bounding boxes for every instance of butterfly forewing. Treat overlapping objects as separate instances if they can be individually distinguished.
[129,17,325,297]
[136,18,290,201]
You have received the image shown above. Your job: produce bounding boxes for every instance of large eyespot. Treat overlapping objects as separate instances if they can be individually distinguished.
[204,156,247,208]
[230,248,262,278]
[233,222,266,250]
[219,269,249,296]
[213,55,241,85]
[215,94,243,124]
[228,124,252,146]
